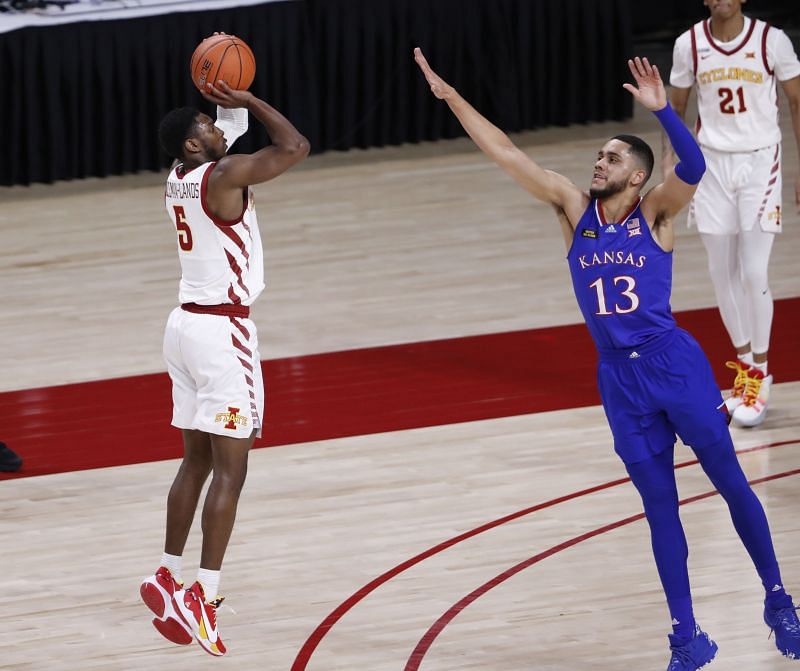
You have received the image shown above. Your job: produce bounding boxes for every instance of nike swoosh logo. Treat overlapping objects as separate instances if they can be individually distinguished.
[199,605,218,643]
[701,54,711,60]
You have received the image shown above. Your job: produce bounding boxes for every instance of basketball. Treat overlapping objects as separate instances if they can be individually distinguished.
[190,34,256,93]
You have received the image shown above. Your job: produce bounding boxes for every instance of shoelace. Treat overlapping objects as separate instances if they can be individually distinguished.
[725,360,748,399]
[668,644,695,668]
[206,596,225,629]
[774,606,800,635]
[741,371,764,408]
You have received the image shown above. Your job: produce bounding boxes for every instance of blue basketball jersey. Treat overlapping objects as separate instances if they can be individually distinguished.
[567,198,676,351]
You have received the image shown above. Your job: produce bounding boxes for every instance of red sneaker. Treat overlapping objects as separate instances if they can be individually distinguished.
[140,567,192,645]
[173,581,227,656]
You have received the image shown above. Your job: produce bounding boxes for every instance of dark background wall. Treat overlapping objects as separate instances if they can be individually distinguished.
[1,0,798,187]
[2,0,630,186]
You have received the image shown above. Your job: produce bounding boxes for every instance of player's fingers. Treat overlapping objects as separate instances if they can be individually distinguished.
[622,83,639,97]
[628,58,642,81]
[203,84,228,103]
[652,63,662,81]
[414,47,433,74]
[216,80,233,94]
[200,91,225,105]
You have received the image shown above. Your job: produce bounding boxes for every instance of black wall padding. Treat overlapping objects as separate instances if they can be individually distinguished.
[0,0,632,186]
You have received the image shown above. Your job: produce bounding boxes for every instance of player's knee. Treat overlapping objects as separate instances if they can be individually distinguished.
[636,482,680,515]
[184,449,212,471]
[214,461,248,492]
[707,257,737,284]
[740,262,769,292]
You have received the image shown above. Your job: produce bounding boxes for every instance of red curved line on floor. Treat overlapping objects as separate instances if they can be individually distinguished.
[404,466,800,670]
[290,439,799,670]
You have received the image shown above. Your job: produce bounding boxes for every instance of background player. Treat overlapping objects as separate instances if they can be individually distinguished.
[415,48,800,671]
[665,0,800,427]
[139,80,309,656]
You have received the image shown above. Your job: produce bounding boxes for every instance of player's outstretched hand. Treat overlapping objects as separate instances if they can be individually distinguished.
[414,48,455,100]
[623,57,667,112]
[201,80,253,109]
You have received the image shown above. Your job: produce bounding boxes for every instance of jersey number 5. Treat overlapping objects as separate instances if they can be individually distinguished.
[718,86,747,115]
[173,205,193,251]
[589,276,639,315]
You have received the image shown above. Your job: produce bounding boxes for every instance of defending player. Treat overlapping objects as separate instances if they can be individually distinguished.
[415,49,800,670]
[664,0,800,427]
[139,81,309,655]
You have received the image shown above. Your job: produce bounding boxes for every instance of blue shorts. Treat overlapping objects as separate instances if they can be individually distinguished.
[596,328,729,465]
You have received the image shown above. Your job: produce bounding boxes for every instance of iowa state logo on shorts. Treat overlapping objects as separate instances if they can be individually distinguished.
[215,406,249,430]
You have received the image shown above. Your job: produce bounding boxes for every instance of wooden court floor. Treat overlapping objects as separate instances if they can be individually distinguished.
[1,103,799,670]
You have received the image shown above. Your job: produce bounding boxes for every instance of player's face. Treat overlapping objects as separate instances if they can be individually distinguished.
[589,139,636,199]
[192,113,228,161]
[704,0,745,21]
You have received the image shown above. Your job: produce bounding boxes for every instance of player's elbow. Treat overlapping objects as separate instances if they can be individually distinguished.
[675,151,705,185]
[788,93,800,118]
[279,136,311,159]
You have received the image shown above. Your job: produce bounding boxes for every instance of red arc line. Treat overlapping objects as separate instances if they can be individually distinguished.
[290,439,799,670]
[405,465,800,669]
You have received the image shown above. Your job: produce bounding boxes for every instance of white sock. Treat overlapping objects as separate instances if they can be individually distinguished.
[160,553,182,583]
[752,360,768,375]
[197,568,221,601]
[738,351,754,367]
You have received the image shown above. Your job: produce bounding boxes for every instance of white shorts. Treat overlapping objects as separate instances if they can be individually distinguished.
[688,143,783,235]
[163,307,264,439]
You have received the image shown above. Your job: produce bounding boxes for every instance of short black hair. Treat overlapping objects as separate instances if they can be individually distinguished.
[158,106,200,160]
[612,134,654,184]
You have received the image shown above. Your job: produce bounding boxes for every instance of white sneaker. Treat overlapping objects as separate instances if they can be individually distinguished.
[732,369,772,428]
[724,360,750,413]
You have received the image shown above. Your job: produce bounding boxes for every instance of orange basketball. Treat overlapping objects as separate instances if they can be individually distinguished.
[190,34,256,93]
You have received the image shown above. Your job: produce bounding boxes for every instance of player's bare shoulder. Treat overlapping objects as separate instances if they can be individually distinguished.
[546,169,589,229]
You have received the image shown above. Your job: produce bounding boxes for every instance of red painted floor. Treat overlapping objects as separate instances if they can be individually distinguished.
[1,298,798,479]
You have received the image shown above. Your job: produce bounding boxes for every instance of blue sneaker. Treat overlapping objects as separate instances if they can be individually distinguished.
[764,601,800,660]
[666,625,718,671]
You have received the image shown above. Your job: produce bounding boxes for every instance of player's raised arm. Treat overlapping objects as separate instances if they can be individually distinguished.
[630,58,705,220]
[202,81,310,188]
[660,85,692,178]
[413,47,585,223]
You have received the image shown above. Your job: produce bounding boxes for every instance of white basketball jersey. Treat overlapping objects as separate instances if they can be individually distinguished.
[670,18,800,152]
[165,162,264,306]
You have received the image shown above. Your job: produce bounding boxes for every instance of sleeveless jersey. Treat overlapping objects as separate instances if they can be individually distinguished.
[670,18,800,152]
[165,162,264,306]
[567,198,675,351]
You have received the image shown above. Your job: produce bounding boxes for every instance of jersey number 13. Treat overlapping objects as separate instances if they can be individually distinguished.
[589,276,640,315]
